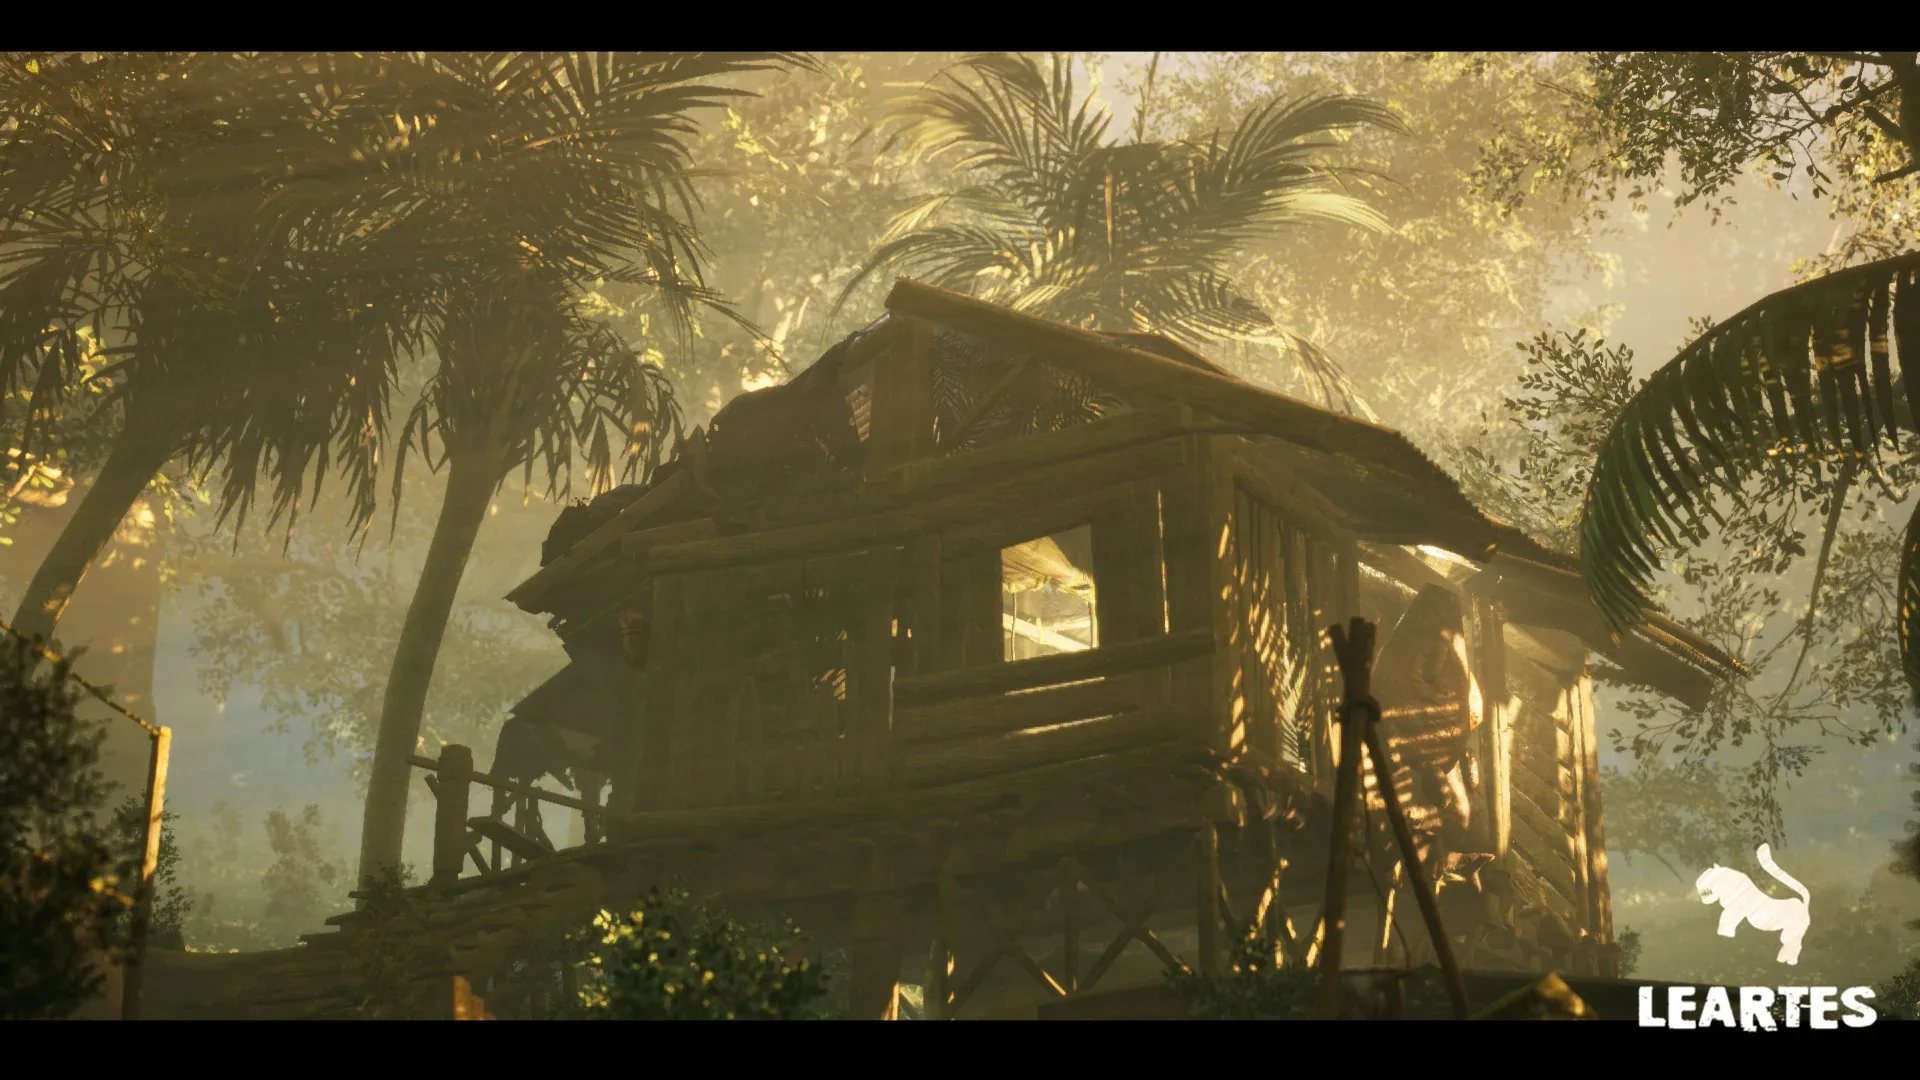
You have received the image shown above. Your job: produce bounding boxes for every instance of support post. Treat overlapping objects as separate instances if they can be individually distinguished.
[1314,621,1369,1019]
[1195,824,1221,976]
[849,858,904,1020]
[120,726,171,1022]
[431,744,474,888]
[1319,617,1470,1020]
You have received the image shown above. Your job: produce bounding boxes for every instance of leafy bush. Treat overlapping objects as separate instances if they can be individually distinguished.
[112,796,191,949]
[1165,934,1316,1020]
[1875,958,1920,1022]
[1617,927,1643,978]
[0,637,127,1019]
[346,865,435,1019]
[576,888,830,1020]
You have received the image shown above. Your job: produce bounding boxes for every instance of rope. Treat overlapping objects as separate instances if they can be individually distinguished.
[0,617,162,737]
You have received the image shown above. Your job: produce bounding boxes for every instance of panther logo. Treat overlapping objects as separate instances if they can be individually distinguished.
[1695,844,1811,966]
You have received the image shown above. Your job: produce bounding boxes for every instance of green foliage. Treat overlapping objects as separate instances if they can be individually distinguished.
[1476,53,1916,224]
[1454,319,1913,850]
[1578,256,1920,643]
[575,888,830,1021]
[1876,957,1920,1020]
[840,52,1402,409]
[345,865,434,1019]
[1902,734,1920,887]
[1152,52,1613,429]
[1165,934,1315,1020]
[1617,927,1644,978]
[1600,762,1751,882]
[1454,328,1640,552]
[262,805,343,925]
[0,635,126,1019]
[111,796,191,949]
[166,800,350,953]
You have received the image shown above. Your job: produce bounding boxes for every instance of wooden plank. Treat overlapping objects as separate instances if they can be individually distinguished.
[630,573,684,817]
[901,709,1186,788]
[1511,829,1583,916]
[506,469,694,612]
[886,283,1427,471]
[866,315,937,480]
[1575,674,1614,942]
[1089,503,1139,647]
[852,546,901,789]
[1138,480,1169,638]
[1464,595,1511,857]
[1159,436,1220,748]
[878,403,1201,499]
[466,817,553,862]
[430,745,474,888]
[906,534,944,675]
[1223,436,1354,545]
[884,281,1501,552]
[947,549,1002,670]
[896,627,1216,706]
[646,436,1187,576]
[616,515,720,560]
[939,483,1135,556]
[408,754,595,815]
[899,674,1152,744]
[1564,675,1595,931]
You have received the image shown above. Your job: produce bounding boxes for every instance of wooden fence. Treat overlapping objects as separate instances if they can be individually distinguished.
[409,747,607,886]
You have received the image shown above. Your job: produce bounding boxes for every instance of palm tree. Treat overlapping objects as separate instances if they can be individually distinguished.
[289,52,800,886]
[1576,252,1920,880]
[835,52,1404,409]
[0,52,401,642]
[1578,252,1920,695]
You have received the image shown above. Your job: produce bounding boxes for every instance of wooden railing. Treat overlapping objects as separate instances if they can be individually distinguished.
[410,746,608,886]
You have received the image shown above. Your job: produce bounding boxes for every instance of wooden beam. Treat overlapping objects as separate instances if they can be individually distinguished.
[894,627,1216,707]
[408,754,594,814]
[506,469,695,612]
[866,315,936,479]
[616,516,720,560]
[899,674,1150,744]
[645,437,1184,576]
[875,402,1201,502]
[1002,612,1091,655]
[883,280,1495,548]
[901,710,1185,788]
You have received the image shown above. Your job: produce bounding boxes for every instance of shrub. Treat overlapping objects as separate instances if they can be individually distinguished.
[0,636,126,1019]
[576,888,829,1020]
[1165,934,1317,1020]
[1875,958,1920,1022]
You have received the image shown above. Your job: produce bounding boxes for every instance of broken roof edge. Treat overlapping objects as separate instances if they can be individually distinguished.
[880,281,1741,695]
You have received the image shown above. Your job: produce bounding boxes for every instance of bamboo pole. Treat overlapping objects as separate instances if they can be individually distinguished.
[1360,717,1469,1019]
[1314,619,1372,1019]
[121,726,171,1022]
[1318,616,1470,1020]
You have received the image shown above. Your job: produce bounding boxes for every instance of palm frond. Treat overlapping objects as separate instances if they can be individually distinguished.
[1580,253,1920,667]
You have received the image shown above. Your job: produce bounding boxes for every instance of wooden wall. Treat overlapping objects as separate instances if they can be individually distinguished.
[1484,623,1614,970]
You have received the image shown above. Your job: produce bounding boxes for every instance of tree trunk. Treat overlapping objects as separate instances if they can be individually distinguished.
[355,446,502,889]
[10,402,181,644]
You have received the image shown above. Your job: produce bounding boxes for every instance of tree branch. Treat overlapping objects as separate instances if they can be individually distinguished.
[1862,104,1909,145]
[1873,159,1920,185]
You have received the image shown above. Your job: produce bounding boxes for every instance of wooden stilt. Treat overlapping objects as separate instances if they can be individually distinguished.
[1314,619,1371,1019]
[1320,615,1470,1020]
[120,727,171,1022]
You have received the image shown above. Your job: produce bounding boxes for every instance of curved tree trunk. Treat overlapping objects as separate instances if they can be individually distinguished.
[355,446,502,889]
[10,402,182,644]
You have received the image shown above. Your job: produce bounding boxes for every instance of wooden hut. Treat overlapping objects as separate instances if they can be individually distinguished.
[465,280,1741,1017]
